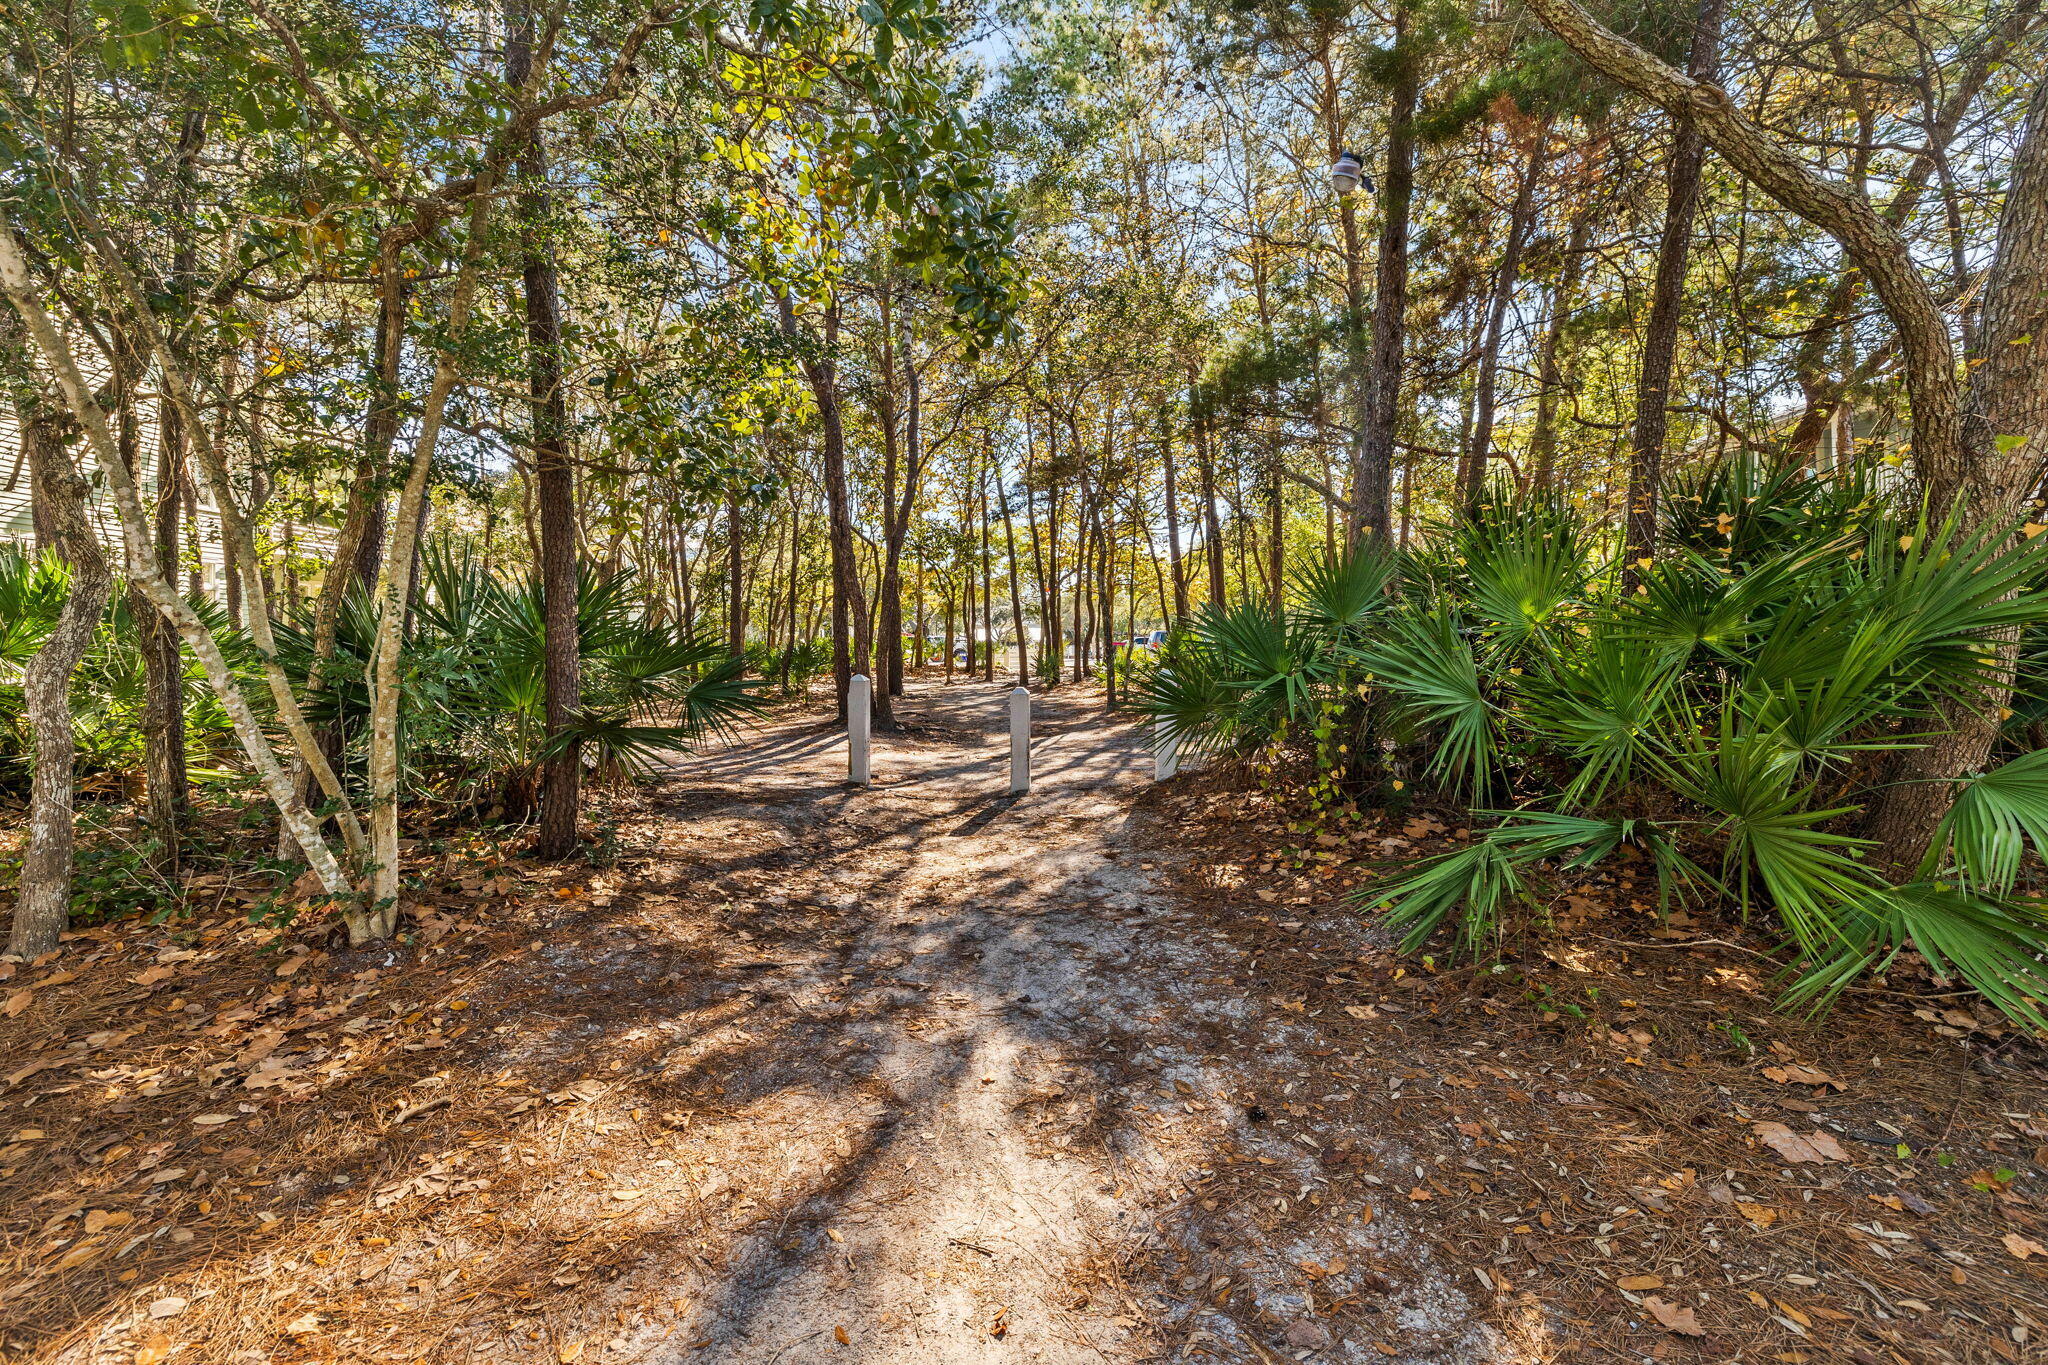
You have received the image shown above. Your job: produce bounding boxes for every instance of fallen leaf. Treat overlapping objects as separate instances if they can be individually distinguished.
[1735,1202,1778,1228]
[149,1298,187,1319]
[132,966,175,987]
[286,1314,322,1337]
[191,1114,234,1126]
[134,1334,173,1365]
[1643,1296,1705,1336]
[57,1241,103,1269]
[1619,1275,1664,1291]
[2004,1232,2048,1260]
[1753,1122,1849,1164]
[4,989,31,1017]
[1762,1064,1840,1090]
[84,1209,132,1233]
[834,1325,850,1346]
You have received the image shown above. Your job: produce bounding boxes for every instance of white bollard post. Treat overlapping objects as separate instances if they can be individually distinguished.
[847,674,871,787]
[1154,719,1180,781]
[1009,686,1031,794]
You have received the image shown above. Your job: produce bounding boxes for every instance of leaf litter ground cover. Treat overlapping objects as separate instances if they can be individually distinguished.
[0,679,2041,1364]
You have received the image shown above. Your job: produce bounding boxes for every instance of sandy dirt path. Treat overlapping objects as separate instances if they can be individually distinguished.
[617,679,1498,1365]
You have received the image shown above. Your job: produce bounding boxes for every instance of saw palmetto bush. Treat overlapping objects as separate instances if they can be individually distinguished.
[0,546,65,787]
[1,548,243,793]
[279,549,765,819]
[1134,464,2048,1028]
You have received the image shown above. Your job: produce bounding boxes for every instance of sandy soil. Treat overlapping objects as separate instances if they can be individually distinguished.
[610,678,1497,1365]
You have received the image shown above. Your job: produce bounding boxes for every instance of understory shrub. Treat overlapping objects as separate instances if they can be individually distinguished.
[1133,461,2048,1027]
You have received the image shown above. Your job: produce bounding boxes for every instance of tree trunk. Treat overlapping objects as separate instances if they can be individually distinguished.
[1000,457,1028,686]
[1521,0,1968,508]
[144,387,190,874]
[980,451,994,682]
[784,297,867,721]
[1,221,354,906]
[1781,0,2041,462]
[8,412,112,960]
[1191,369,1227,609]
[138,107,204,877]
[1162,398,1187,620]
[508,4,583,861]
[726,490,745,658]
[1528,207,1595,489]
[1026,441,1053,681]
[1862,74,2048,866]
[1623,0,1723,588]
[1350,21,1417,544]
[1460,126,1550,510]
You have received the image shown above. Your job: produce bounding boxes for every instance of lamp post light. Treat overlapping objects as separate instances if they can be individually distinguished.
[1330,150,1369,197]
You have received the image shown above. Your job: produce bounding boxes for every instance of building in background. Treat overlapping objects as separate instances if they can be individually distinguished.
[0,399,333,606]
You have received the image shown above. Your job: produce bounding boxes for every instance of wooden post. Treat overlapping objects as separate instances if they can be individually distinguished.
[848,674,871,787]
[1009,686,1031,795]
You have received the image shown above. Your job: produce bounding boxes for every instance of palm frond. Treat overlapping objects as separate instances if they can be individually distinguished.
[1345,607,1497,796]
[1780,882,2048,1031]
[1933,749,2048,894]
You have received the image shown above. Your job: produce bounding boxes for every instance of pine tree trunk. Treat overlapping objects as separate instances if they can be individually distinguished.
[1350,23,1417,544]
[1623,0,1723,588]
[1863,74,2048,867]
[1528,207,1594,489]
[1460,128,1550,510]
[509,2,582,861]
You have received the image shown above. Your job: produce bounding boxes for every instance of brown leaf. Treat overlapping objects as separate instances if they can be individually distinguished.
[1762,1064,1841,1090]
[131,966,175,987]
[1735,1202,1778,1228]
[1618,1275,1664,1290]
[133,1334,173,1365]
[4,989,32,1017]
[833,1325,851,1346]
[2003,1232,2048,1260]
[1643,1296,1705,1336]
[1752,1122,1850,1163]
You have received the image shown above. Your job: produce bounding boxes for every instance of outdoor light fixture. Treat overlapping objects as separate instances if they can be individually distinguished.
[1331,150,1366,196]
